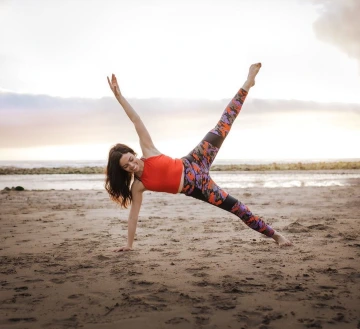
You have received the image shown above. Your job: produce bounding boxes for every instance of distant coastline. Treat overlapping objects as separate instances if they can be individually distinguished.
[0,161,359,175]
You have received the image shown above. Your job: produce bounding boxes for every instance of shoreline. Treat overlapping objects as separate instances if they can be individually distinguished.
[0,160,360,175]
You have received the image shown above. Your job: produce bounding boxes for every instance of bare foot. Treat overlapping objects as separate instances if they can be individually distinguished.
[272,231,293,247]
[242,62,262,91]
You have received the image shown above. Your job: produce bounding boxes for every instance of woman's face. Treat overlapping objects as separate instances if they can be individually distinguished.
[119,152,140,173]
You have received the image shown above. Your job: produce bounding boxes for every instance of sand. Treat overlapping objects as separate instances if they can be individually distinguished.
[0,183,359,329]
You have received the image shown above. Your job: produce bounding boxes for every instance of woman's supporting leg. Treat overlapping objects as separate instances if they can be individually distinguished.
[181,159,292,246]
[186,173,275,237]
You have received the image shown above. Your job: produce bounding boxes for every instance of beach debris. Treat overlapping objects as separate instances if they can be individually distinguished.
[2,186,25,191]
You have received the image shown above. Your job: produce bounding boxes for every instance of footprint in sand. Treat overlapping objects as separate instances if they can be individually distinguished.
[165,317,190,324]
[16,293,31,297]
[210,295,237,310]
[68,294,84,299]
[262,312,284,325]
[307,224,328,231]
[96,254,111,261]
[50,278,65,284]
[298,318,322,328]
[130,279,154,286]
[234,310,265,327]
[8,317,37,323]
[46,315,79,328]
[191,272,208,278]
[284,222,310,233]
[195,316,210,325]
[191,306,212,315]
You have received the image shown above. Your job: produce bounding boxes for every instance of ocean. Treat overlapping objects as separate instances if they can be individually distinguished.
[0,159,359,190]
[1,171,359,190]
[0,158,359,169]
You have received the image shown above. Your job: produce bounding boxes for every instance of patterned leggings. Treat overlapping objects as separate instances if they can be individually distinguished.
[181,88,275,237]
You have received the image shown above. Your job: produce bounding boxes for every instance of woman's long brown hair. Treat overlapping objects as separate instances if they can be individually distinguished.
[105,143,137,208]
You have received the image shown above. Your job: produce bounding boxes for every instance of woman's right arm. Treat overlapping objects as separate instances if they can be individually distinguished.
[113,180,144,252]
[107,74,160,157]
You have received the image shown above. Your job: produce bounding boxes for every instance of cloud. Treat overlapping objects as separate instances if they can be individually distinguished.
[0,91,359,149]
[310,0,360,69]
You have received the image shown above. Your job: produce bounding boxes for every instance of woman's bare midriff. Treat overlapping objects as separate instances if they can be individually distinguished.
[177,164,185,193]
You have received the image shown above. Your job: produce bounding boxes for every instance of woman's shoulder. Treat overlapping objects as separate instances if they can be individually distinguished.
[132,177,145,192]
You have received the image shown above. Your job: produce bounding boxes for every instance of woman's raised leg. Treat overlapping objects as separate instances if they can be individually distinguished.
[183,63,262,171]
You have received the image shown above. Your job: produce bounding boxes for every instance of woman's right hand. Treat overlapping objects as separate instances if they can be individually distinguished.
[107,73,122,99]
[113,245,132,252]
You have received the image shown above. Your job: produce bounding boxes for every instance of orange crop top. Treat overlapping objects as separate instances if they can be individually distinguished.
[138,154,184,193]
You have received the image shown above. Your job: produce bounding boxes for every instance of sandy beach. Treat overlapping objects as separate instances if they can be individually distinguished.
[1,183,359,329]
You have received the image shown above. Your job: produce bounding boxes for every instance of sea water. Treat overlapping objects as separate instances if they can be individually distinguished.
[1,171,359,190]
[0,158,359,168]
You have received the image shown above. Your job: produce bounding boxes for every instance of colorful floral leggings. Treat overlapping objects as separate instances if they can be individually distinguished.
[181,88,275,237]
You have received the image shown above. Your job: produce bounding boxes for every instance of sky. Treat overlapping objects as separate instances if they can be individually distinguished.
[0,0,359,161]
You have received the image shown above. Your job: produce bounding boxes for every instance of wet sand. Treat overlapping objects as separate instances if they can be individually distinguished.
[0,185,359,329]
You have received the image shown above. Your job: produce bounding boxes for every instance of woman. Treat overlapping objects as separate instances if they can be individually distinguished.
[106,63,292,251]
